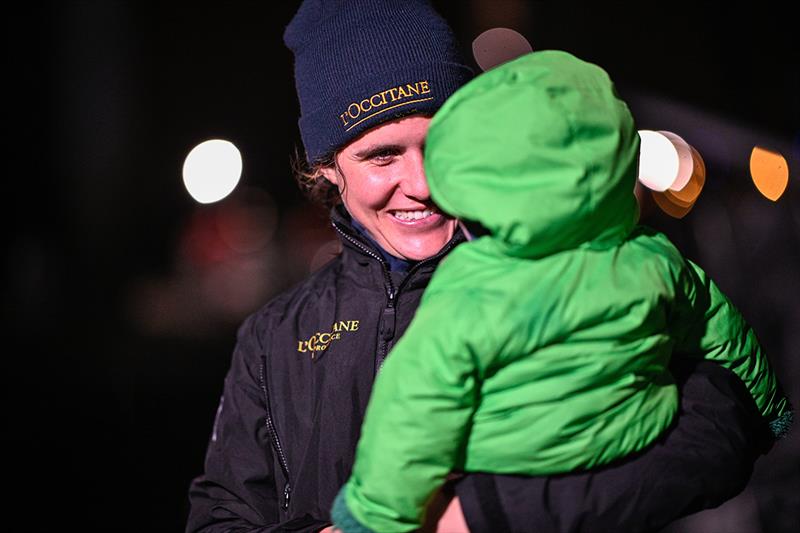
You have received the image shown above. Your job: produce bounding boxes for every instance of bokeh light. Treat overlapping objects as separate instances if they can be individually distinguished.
[750,146,789,201]
[638,130,680,191]
[659,131,694,191]
[216,188,278,255]
[182,139,242,204]
[651,189,694,219]
[649,142,706,219]
[668,146,706,205]
[472,27,533,72]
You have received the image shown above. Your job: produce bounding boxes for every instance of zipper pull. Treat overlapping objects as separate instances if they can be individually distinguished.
[380,305,396,342]
[282,482,292,510]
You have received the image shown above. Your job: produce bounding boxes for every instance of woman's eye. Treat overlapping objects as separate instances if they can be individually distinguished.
[371,152,396,165]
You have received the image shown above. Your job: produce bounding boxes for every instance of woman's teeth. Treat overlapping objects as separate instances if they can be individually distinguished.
[392,209,436,221]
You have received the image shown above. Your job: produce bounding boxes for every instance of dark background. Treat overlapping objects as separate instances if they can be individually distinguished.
[6,2,798,531]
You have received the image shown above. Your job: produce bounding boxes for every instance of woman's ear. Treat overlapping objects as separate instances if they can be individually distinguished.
[319,165,340,187]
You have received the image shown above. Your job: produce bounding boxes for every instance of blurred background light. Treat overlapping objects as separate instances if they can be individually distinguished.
[668,146,706,205]
[182,139,242,204]
[638,130,681,191]
[750,146,789,201]
[659,131,694,191]
[215,188,278,255]
[640,133,707,219]
[651,189,694,219]
[472,27,533,71]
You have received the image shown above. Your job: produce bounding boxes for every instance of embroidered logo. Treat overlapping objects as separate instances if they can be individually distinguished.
[339,80,433,132]
[297,320,360,357]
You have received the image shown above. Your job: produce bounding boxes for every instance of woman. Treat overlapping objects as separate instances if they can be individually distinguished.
[186,2,774,532]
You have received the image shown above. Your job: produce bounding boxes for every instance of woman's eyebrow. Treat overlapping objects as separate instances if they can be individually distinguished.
[353,144,404,159]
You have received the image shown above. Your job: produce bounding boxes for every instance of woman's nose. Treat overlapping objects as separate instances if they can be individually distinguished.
[398,151,430,200]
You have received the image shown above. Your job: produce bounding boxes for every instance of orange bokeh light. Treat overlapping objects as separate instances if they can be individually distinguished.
[668,146,706,204]
[651,190,695,219]
[651,145,706,219]
[750,146,789,201]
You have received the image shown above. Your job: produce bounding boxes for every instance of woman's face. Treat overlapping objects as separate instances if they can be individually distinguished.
[321,115,456,261]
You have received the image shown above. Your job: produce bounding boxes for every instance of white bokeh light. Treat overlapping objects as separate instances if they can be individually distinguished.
[658,131,694,191]
[182,139,243,204]
[637,130,680,192]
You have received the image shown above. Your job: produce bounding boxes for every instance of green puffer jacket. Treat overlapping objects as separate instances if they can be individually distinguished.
[333,50,792,533]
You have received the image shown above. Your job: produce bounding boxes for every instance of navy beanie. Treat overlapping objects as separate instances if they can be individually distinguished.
[284,0,474,164]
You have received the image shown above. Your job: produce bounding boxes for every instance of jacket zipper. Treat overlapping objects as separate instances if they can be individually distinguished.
[377,238,460,365]
[377,294,396,371]
[259,357,293,511]
[332,223,396,374]
[331,222,395,296]
[332,221,461,370]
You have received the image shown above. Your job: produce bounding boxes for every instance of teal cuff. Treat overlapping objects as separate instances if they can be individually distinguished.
[769,410,793,439]
[331,488,375,533]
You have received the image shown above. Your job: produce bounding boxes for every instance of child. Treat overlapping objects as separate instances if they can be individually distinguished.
[331,50,792,532]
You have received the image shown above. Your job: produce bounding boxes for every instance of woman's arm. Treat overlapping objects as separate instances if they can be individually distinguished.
[454,358,776,533]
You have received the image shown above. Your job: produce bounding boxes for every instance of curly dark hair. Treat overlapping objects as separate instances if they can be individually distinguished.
[291,148,342,211]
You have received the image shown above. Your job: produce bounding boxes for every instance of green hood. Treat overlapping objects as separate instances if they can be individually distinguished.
[425,50,640,258]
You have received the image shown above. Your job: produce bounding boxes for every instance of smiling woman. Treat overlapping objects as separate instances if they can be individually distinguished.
[186,2,475,531]
[319,115,455,261]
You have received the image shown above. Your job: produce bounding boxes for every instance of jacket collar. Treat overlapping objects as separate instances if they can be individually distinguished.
[329,203,465,271]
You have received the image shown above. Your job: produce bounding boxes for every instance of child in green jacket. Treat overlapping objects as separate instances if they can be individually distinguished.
[332,50,792,532]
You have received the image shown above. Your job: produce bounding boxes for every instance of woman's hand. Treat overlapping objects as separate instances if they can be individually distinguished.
[436,496,469,532]
[421,492,470,533]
